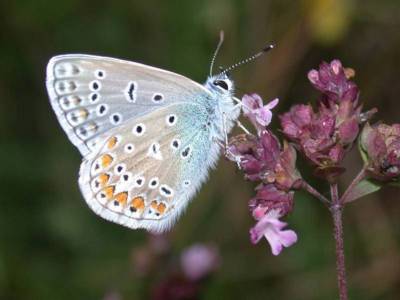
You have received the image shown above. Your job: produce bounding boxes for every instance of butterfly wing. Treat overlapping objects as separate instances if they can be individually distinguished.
[46,54,213,156]
[79,102,217,233]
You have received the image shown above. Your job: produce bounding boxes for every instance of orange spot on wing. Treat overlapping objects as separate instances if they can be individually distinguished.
[157,203,166,214]
[114,192,128,206]
[107,136,118,149]
[151,201,158,210]
[100,154,113,168]
[150,201,167,216]
[97,173,110,186]
[104,185,115,199]
[131,196,145,212]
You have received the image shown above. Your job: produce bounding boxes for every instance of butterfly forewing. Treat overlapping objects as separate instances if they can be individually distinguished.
[79,103,211,232]
[46,54,212,156]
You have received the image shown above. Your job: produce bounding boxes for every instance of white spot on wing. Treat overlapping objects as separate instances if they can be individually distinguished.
[121,172,132,183]
[124,81,137,102]
[96,191,108,205]
[114,163,126,175]
[110,113,122,125]
[134,175,145,187]
[95,69,106,79]
[96,104,109,116]
[89,80,101,91]
[170,138,180,151]
[152,93,164,103]
[148,177,159,189]
[147,142,163,160]
[181,146,192,159]
[166,114,177,126]
[124,143,135,154]
[133,123,145,136]
[89,92,100,103]
[159,184,174,197]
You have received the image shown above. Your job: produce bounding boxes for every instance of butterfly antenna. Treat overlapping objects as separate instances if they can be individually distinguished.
[209,30,225,76]
[219,44,274,76]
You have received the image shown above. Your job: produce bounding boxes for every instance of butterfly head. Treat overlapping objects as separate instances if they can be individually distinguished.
[206,73,234,96]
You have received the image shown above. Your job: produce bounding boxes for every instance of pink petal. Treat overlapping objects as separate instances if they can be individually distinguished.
[307,70,319,84]
[330,60,342,75]
[266,98,279,110]
[250,93,264,107]
[249,210,298,256]
[279,230,298,247]
[242,95,254,114]
[264,227,283,256]
[252,206,268,220]
[256,109,272,126]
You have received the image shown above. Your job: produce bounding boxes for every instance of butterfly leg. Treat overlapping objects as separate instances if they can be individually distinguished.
[229,104,251,134]
[222,112,229,148]
[233,97,252,112]
[236,120,251,134]
[221,112,242,169]
[221,140,243,169]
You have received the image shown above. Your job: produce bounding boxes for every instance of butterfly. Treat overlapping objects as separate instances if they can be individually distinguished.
[46,34,270,233]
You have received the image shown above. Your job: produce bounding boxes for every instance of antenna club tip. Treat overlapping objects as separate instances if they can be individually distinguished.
[263,44,275,52]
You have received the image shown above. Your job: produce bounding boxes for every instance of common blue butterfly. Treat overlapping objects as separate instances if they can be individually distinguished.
[46,33,271,233]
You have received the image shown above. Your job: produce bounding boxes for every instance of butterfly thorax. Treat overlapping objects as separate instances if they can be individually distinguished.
[204,74,240,141]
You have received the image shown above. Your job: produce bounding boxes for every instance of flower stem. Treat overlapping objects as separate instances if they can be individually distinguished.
[330,184,348,300]
[340,166,367,204]
[301,180,330,205]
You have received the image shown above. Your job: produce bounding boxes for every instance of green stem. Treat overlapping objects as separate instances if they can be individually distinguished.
[330,184,348,300]
[301,180,330,205]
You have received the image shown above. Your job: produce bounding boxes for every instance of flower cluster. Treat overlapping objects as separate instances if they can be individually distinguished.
[360,123,400,181]
[226,59,394,260]
[132,235,220,300]
[180,244,220,281]
[223,58,397,300]
[152,243,220,300]
[280,60,374,181]
[228,95,298,255]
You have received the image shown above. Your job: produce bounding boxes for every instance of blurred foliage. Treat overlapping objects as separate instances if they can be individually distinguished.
[0,0,400,299]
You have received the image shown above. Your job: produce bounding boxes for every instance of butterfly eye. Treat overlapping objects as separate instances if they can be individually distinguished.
[213,80,229,90]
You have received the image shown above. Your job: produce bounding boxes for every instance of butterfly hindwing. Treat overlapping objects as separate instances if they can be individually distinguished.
[46,54,213,156]
[78,102,217,232]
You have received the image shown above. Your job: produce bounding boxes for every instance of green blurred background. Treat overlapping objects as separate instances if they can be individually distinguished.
[1,0,399,299]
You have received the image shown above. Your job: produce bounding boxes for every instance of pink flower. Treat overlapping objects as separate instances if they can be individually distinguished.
[242,94,279,133]
[228,131,301,189]
[249,184,295,217]
[250,209,297,256]
[180,244,220,281]
[307,60,359,105]
[279,60,378,181]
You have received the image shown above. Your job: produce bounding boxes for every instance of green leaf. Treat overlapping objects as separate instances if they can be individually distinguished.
[344,179,382,203]
[389,178,400,188]
[358,132,369,164]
